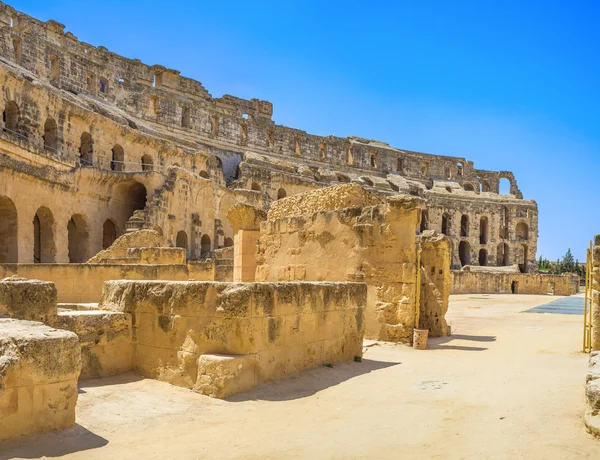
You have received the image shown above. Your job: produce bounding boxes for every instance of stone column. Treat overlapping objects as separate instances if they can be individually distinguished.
[227,204,266,282]
[592,235,600,351]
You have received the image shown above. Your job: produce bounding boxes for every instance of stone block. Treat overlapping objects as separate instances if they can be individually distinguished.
[0,276,57,323]
[194,354,256,398]
[0,318,81,442]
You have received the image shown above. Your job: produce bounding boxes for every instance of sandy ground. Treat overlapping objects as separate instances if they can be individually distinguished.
[2,293,599,459]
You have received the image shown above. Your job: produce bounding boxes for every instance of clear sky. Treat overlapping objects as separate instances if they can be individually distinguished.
[12,0,599,261]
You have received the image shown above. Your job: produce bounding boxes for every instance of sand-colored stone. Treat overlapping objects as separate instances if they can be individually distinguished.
[0,318,81,442]
[452,271,580,296]
[0,275,57,323]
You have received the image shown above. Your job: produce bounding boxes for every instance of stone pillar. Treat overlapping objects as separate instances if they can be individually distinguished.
[227,204,266,282]
[592,235,600,351]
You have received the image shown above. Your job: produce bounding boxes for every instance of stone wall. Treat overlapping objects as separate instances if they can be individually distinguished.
[0,318,80,441]
[451,271,579,296]
[585,352,600,437]
[99,280,366,398]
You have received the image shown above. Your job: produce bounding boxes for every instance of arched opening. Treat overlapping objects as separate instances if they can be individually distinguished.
[141,155,154,172]
[479,248,488,266]
[198,170,209,179]
[463,184,474,192]
[516,222,529,240]
[346,147,354,165]
[519,244,529,273]
[457,162,464,176]
[370,152,377,168]
[420,210,428,233]
[67,214,89,263]
[79,132,93,166]
[200,234,211,257]
[250,182,261,192]
[499,177,511,195]
[176,230,188,256]
[480,216,489,244]
[102,220,117,250]
[441,213,450,235]
[500,206,509,239]
[460,215,469,237]
[224,237,234,248]
[3,101,19,132]
[497,243,510,266]
[114,181,147,223]
[277,188,287,200]
[336,173,350,183]
[129,182,147,213]
[99,79,107,93]
[111,145,125,171]
[43,118,58,151]
[181,107,191,128]
[0,196,18,263]
[459,241,471,266]
[33,207,56,263]
[481,181,491,193]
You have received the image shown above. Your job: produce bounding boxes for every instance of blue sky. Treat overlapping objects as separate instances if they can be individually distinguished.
[13,0,599,261]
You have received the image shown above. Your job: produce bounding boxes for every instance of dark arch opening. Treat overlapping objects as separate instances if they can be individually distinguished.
[336,173,350,183]
[250,182,261,192]
[277,188,287,200]
[33,207,56,263]
[79,132,93,166]
[516,222,528,240]
[479,248,488,266]
[43,117,58,151]
[103,219,118,249]
[111,144,125,171]
[0,196,18,263]
[480,216,489,244]
[176,230,188,257]
[499,177,511,195]
[420,210,428,233]
[497,243,510,266]
[3,101,19,133]
[460,215,469,237]
[224,237,234,248]
[441,213,450,235]
[67,214,89,263]
[201,234,211,257]
[459,241,471,266]
[463,183,474,192]
[519,244,529,273]
[141,154,154,172]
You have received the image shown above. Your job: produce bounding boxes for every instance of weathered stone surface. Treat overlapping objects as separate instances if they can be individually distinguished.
[88,230,166,264]
[99,280,366,398]
[0,275,57,323]
[0,318,81,442]
[585,353,600,437]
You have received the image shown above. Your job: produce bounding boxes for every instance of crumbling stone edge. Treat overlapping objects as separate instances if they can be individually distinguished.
[585,352,600,437]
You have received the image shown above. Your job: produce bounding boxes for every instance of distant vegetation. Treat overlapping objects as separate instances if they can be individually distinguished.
[537,248,585,278]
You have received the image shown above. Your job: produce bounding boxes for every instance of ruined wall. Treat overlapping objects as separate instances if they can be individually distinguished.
[451,271,579,296]
[99,280,366,398]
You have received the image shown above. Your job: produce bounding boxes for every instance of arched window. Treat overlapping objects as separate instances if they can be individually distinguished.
[99,79,107,93]
[111,145,124,171]
[240,123,248,145]
[43,118,58,151]
[519,244,529,273]
[200,234,211,257]
[346,147,354,165]
[250,182,261,192]
[181,107,191,128]
[13,37,21,64]
[67,214,89,263]
[499,178,511,195]
[49,54,60,84]
[370,152,377,168]
[141,155,154,172]
[79,132,93,166]
[224,237,234,248]
[198,170,209,179]
[336,173,350,183]
[478,248,488,266]
[516,222,528,241]
[463,184,474,192]
[33,207,56,263]
[480,216,489,244]
[481,181,491,193]
[397,158,404,174]
[459,241,471,266]
[460,215,469,237]
[176,230,188,256]
[102,220,117,249]
[0,196,18,263]
[420,210,428,233]
[497,243,510,267]
[500,206,509,239]
[441,213,450,235]
[319,142,326,160]
[3,101,19,132]
[457,162,464,176]
[277,188,287,200]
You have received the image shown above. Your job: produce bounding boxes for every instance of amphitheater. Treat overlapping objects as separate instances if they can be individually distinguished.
[1,2,599,458]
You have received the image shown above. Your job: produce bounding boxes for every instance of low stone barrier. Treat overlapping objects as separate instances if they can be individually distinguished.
[451,271,579,296]
[99,280,366,398]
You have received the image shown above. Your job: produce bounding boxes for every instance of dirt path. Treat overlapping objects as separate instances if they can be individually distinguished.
[2,294,599,459]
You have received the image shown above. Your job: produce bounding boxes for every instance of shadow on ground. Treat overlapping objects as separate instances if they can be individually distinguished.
[427,334,496,351]
[0,424,108,460]
[228,358,399,403]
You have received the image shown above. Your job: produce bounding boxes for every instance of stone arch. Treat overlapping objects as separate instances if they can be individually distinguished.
[79,132,93,166]
[176,230,188,256]
[336,173,350,183]
[479,248,488,266]
[0,196,18,263]
[224,237,233,248]
[200,234,211,257]
[3,100,19,132]
[441,213,450,235]
[480,216,489,244]
[459,240,471,266]
[250,182,261,192]
[497,242,510,266]
[277,188,287,200]
[519,244,529,273]
[141,154,154,172]
[457,161,464,176]
[43,117,58,151]
[460,215,469,237]
[198,170,209,179]
[499,177,511,195]
[111,144,125,171]
[516,222,528,240]
[33,207,56,263]
[102,219,118,250]
[67,214,89,263]
[481,181,491,193]
[420,210,428,233]
[463,183,474,192]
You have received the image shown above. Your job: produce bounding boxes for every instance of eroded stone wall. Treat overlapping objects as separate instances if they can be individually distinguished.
[451,271,579,296]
